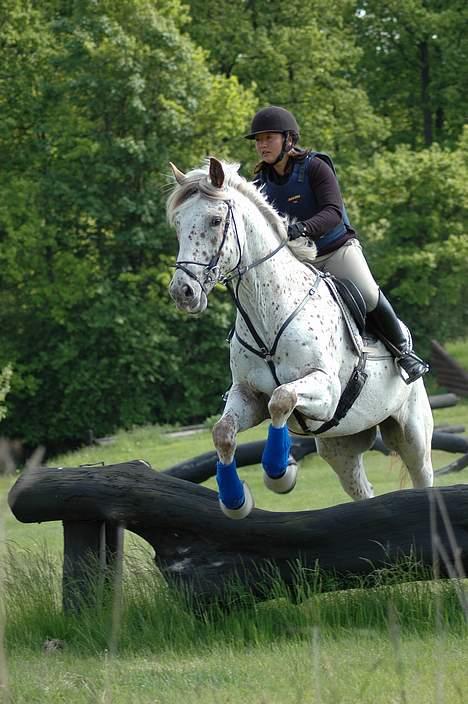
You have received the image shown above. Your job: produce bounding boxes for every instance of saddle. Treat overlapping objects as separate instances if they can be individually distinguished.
[331,277,367,334]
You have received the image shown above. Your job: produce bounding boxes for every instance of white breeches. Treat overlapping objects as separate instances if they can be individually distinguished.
[314,238,380,312]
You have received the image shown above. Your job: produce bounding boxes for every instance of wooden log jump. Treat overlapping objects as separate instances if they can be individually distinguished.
[8,461,468,609]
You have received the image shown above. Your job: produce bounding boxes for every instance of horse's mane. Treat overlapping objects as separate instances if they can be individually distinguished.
[166,160,317,262]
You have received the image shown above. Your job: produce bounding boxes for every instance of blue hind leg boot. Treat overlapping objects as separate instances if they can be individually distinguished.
[216,460,245,509]
[262,424,291,478]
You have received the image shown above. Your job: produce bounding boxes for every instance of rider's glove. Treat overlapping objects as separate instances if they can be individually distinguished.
[287,222,308,241]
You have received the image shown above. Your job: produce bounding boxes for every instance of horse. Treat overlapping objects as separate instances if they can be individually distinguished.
[167,157,433,519]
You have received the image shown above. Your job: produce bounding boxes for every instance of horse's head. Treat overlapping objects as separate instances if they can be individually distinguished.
[167,158,244,314]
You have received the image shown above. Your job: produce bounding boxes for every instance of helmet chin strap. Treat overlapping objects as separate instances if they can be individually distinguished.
[271,133,292,166]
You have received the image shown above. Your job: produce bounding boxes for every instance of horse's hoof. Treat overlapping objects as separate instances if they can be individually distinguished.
[219,482,254,520]
[263,462,298,494]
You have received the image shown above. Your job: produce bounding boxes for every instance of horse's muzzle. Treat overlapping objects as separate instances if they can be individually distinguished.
[169,272,207,314]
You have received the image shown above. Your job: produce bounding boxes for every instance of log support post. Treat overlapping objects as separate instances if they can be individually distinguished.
[62,520,124,613]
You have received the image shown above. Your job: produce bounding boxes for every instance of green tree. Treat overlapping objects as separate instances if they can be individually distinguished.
[0,0,254,449]
[348,127,468,347]
[0,366,12,423]
[187,0,390,169]
[351,0,468,147]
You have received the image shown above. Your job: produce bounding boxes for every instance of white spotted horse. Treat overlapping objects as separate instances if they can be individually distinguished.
[167,157,433,519]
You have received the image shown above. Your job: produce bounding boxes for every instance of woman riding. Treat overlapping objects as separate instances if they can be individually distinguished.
[245,105,429,384]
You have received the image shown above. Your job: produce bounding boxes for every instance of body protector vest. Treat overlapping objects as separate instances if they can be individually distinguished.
[257,152,352,255]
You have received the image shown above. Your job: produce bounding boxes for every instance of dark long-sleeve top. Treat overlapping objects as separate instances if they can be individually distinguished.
[255,153,357,254]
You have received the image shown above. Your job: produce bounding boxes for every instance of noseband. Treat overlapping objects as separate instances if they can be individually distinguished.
[173,199,286,293]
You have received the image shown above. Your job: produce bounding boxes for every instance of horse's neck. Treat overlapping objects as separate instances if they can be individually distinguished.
[236,198,314,336]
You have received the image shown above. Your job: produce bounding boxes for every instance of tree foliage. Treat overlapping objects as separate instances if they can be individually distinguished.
[0,366,12,423]
[351,0,468,148]
[348,127,468,347]
[187,0,390,167]
[0,0,252,448]
[0,0,466,449]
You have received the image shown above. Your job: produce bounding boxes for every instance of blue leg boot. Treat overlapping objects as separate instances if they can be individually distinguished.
[216,460,254,520]
[262,424,298,494]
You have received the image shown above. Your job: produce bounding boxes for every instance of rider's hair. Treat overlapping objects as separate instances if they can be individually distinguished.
[289,131,300,146]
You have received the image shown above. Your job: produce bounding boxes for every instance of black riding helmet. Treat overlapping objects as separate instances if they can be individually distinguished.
[245,106,300,140]
[245,106,300,165]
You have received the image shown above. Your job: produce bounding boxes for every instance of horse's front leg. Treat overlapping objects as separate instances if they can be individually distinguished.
[212,382,268,520]
[262,370,341,494]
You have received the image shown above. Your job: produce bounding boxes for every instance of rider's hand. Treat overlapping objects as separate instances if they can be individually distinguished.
[287,222,308,241]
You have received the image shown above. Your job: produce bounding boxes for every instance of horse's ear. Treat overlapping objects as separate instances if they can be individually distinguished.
[170,162,186,185]
[209,157,225,189]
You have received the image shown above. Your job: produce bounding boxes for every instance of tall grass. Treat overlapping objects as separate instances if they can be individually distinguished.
[3,543,467,657]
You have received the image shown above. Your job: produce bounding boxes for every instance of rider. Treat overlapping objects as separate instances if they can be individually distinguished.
[245,105,429,384]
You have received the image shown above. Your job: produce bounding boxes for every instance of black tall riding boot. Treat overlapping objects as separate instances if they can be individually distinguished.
[367,291,430,384]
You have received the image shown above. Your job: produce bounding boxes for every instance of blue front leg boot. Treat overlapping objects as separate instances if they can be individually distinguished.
[262,425,298,494]
[216,460,254,520]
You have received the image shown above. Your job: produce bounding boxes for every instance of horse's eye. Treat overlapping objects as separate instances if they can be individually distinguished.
[211,216,222,226]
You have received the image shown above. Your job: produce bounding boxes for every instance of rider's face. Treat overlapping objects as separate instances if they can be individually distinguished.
[255,132,284,163]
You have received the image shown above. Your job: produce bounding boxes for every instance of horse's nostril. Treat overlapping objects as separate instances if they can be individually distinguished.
[182,283,194,299]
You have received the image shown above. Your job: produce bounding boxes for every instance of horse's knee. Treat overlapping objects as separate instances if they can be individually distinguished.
[268,386,297,427]
[213,414,237,464]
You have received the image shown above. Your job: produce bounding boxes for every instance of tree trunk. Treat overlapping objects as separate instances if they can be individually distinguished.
[420,39,433,146]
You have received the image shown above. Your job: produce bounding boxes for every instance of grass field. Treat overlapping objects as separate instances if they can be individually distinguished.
[1,397,468,703]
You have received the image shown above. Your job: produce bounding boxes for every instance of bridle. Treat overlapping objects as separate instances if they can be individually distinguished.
[173,200,239,294]
[173,199,286,293]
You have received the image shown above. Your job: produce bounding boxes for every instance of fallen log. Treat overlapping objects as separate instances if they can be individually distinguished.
[165,428,464,485]
[431,432,468,454]
[8,461,468,607]
[164,437,314,483]
[434,425,465,434]
[429,393,459,409]
[435,453,468,477]
[160,390,461,486]
[164,434,391,484]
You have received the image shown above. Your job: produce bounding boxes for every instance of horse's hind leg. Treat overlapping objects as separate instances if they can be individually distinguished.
[379,381,433,488]
[316,428,377,500]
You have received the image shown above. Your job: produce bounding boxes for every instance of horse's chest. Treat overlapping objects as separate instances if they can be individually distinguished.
[231,291,345,394]
[232,345,339,397]
[246,367,278,396]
